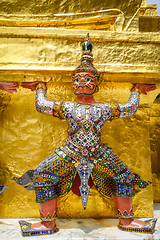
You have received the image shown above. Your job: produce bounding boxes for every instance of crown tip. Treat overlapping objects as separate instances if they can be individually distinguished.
[86,33,90,39]
[82,33,93,52]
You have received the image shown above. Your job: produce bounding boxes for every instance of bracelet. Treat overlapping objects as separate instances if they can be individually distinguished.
[131,86,142,94]
[36,83,47,90]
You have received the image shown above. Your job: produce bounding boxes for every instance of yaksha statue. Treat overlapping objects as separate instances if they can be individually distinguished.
[13,34,157,237]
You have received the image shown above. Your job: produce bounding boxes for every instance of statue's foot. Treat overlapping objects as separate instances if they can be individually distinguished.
[118,218,157,234]
[31,221,56,231]
[19,220,58,237]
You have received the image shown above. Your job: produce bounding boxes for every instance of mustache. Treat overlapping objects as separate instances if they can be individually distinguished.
[78,84,87,87]
[74,83,96,89]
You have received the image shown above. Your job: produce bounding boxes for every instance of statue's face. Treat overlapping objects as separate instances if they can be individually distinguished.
[72,72,97,95]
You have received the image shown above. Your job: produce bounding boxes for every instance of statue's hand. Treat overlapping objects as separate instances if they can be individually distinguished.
[134,83,157,95]
[0,82,18,93]
[22,81,44,91]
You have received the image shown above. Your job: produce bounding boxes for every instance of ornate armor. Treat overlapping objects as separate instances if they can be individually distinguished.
[25,83,150,209]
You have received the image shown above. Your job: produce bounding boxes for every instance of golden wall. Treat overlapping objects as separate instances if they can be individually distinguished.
[0,81,159,218]
[150,98,160,202]
[0,0,160,218]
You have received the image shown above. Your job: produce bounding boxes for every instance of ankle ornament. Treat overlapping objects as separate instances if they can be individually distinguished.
[117,209,134,219]
[40,211,57,222]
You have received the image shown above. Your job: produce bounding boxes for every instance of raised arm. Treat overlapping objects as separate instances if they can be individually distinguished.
[110,86,141,120]
[35,83,64,119]
[110,84,156,120]
[22,82,64,119]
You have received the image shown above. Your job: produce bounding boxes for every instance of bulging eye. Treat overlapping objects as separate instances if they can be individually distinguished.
[75,78,80,82]
[86,78,91,82]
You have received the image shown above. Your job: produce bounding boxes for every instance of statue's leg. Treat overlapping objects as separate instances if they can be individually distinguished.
[19,197,58,236]
[31,198,57,230]
[17,152,76,236]
[113,195,157,234]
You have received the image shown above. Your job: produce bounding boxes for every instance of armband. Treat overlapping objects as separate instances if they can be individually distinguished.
[110,103,121,120]
[53,101,64,120]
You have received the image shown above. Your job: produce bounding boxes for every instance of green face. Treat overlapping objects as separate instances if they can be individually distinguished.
[72,72,97,96]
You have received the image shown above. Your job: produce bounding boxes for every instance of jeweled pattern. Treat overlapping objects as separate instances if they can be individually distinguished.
[28,84,150,204]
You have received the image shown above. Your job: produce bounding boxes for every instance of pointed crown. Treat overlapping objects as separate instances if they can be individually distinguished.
[72,33,101,86]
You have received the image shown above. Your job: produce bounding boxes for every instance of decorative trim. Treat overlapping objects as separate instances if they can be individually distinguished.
[75,155,94,210]
[19,221,58,237]
[118,218,157,234]
[0,185,8,193]
[131,86,142,94]
[117,209,134,219]
[0,16,117,30]
[36,83,47,90]
[110,103,121,120]
[40,212,57,222]
[53,100,64,120]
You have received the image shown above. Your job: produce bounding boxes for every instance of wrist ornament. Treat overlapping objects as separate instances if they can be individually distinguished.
[36,83,47,90]
[131,86,142,94]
